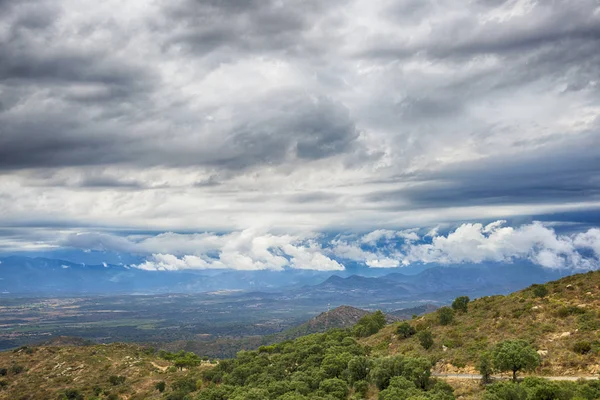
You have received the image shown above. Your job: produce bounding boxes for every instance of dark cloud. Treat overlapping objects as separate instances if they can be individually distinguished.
[160,0,340,58]
[367,131,600,209]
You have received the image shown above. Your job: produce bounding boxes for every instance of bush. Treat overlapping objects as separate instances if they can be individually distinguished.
[60,389,84,400]
[108,375,126,386]
[0,368,6,376]
[396,322,416,339]
[353,311,386,337]
[438,307,454,326]
[8,364,24,375]
[353,380,369,397]
[555,306,586,318]
[573,341,592,354]
[155,381,166,392]
[452,296,470,313]
[532,284,548,298]
[418,330,434,350]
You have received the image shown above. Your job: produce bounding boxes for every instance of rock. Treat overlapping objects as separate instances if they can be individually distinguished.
[560,332,571,338]
[532,306,541,310]
[537,350,548,356]
[442,345,448,352]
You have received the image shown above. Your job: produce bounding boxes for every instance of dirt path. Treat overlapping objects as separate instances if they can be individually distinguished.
[433,373,599,381]
[150,361,169,371]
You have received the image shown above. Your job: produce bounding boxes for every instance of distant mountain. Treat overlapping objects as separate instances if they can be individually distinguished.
[0,256,569,303]
[275,305,392,341]
[0,256,333,295]
[284,263,567,308]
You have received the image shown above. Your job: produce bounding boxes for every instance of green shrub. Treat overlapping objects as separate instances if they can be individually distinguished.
[438,307,454,326]
[555,306,586,318]
[0,368,6,376]
[418,330,434,350]
[396,322,416,339]
[8,364,24,375]
[155,380,166,392]
[573,341,592,354]
[452,296,470,313]
[532,284,548,298]
[108,375,126,386]
[353,311,386,337]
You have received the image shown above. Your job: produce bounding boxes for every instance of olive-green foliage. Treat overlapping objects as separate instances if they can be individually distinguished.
[438,307,455,325]
[531,284,548,298]
[491,340,541,382]
[484,377,600,400]
[577,312,600,331]
[108,375,126,386]
[397,322,417,339]
[555,306,587,318]
[155,380,166,392]
[572,341,592,354]
[319,378,348,399]
[452,296,470,313]
[9,364,24,375]
[160,350,202,371]
[478,351,494,384]
[369,355,432,390]
[198,328,445,399]
[57,389,84,400]
[347,356,370,383]
[418,330,434,350]
[353,311,387,337]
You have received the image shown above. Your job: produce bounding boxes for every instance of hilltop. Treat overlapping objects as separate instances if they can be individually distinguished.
[0,342,213,400]
[361,270,600,377]
[160,306,403,358]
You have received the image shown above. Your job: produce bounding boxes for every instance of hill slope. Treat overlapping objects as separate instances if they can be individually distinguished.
[361,270,600,376]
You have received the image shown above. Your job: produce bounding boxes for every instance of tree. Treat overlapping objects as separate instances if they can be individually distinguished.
[155,381,166,392]
[532,284,548,298]
[491,340,541,382]
[478,351,494,384]
[173,351,202,371]
[438,307,454,325]
[417,330,434,350]
[353,310,386,337]
[452,296,470,313]
[396,322,416,339]
[347,356,370,383]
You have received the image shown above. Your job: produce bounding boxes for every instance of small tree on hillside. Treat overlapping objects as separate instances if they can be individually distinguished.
[452,296,470,313]
[396,322,416,339]
[532,284,549,298]
[438,307,454,325]
[492,340,540,382]
[417,330,434,350]
[478,351,494,384]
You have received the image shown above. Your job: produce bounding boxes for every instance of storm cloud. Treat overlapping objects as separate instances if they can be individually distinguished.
[0,0,599,266]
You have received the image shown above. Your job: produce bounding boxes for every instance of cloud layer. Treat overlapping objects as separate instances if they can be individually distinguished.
[32,221,598,271]
[0,0,599,250]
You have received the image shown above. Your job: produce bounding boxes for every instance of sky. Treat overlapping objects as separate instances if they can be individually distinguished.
[0,0,599,272]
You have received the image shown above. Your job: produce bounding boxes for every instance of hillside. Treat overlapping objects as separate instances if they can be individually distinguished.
[0,343,213,400]
[160,306,398,358]
[361,270,600,377]
[2,271,600,400]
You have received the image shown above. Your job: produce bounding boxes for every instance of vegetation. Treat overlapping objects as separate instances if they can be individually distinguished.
[451,296,470,313]
[438,307,455,325]
[483,377,600,400]
[418,330,434,350]
[491,340,541,382]
[353,310,386,338]
[2,271,600,399]
[396,322,416,339]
